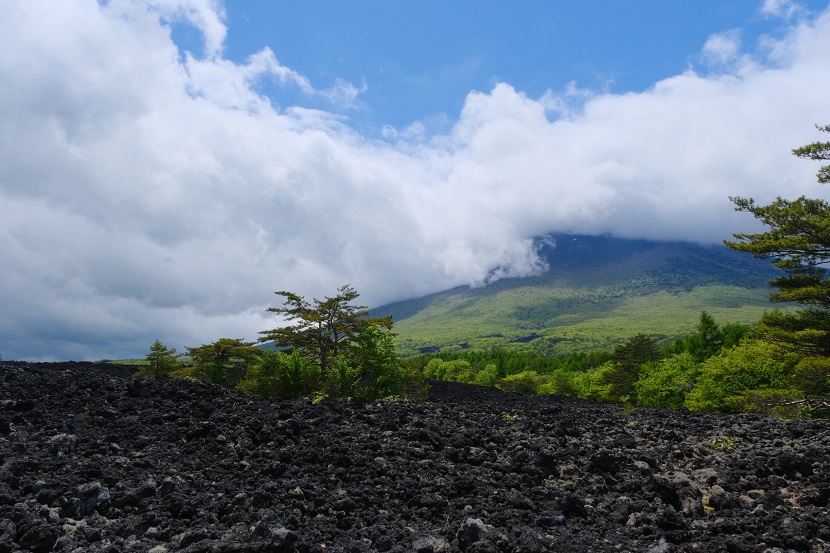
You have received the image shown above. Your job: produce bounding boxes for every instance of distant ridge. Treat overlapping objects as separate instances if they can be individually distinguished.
[371,234,784,356]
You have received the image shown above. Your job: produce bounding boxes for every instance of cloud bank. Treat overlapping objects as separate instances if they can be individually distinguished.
[2,0,830,359]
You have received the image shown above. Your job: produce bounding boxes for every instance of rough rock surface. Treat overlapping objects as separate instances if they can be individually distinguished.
[1,361,829,552]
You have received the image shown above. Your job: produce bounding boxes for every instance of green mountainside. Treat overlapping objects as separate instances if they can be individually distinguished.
[371,234,787,356]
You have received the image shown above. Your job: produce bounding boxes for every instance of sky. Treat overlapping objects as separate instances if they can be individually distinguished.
[2,0,830,361]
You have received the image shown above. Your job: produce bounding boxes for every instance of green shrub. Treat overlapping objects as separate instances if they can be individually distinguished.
[724,388,805,418]
[707,435,737,451]
[496,370,548,395]
[537,368,584,396]
[424,358,472,382]
[185,338,260,387]
[793,357,830,397]
[635,352,700,409]
[685,339,799,413]
[324,324,403,401]
[475,364,499,387]
[238,350,319,399]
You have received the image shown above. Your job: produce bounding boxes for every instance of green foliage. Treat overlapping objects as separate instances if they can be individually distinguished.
[598,334,662,403]
[346,324,403,401]
[496,370,548,395]
[726,125,830,358]
[793,356,830,397]
[636,352,700,409]
[751,309,830,358]
[398,358,432,400]
[320,324,403,402]
[501,411,520,422]
[259,285,392,378]
[238,350,320,399]
[424,359,474,382]
[183,338,260,387]
[136,340,179,378]
[475,364,500,387]
[724,388,805,418]
[707,435,737,451]
[584,361,616,403]
[685,339,800,413]
[686,311,724,362]
[791,124,830,184]
[721,322,751,350]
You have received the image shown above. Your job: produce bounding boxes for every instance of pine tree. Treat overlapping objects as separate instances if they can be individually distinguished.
[139,340,179,378]
[259,285,392,377]
[725,124,830,357]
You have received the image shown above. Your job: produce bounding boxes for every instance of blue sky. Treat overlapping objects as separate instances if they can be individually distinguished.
[197,1,827,132]
[2,0,830,360]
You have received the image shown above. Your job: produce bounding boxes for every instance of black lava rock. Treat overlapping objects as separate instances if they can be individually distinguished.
[0,362,829,552]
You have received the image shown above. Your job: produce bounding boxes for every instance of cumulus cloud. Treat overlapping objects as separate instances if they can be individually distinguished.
[761,0,803,19]
[1,0,830,360]
[701,30,743,67]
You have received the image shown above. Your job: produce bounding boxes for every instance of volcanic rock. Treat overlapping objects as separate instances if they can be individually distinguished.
[1,361,829,552]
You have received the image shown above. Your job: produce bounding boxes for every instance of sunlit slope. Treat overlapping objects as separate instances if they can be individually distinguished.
[371,234,785,355]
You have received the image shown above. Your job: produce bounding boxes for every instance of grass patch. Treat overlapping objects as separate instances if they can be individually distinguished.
[392,284,787,356]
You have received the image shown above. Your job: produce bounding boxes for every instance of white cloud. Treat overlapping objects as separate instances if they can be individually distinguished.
[701,30,743,66]
[761,0,803,19]
[1,0,830,359]
[145,0,228,56]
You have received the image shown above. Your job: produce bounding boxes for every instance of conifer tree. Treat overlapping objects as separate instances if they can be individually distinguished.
[186,338,260,386]
[139,339,179,378]
[725,124,830,357]
[259,285,392,377]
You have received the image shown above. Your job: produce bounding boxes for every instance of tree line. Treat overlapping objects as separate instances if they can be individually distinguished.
[410,125,830,418]
[138,285,424,402]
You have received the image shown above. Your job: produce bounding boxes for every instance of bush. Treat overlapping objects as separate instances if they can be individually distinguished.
[793,357,830,397]
[724,388,805,418]
[685,339,800,413]
[597,334,661,403]
[635,352,700,409]
[399,358,431,400]
[423,359,472,382]
[496,370,548,395]
[185,338,260,387]
[475,364,499,387]
[238,350,319,399]
[325,325,403,401]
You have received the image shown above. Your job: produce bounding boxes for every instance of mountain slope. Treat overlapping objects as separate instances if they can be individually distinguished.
[372,234,786,355]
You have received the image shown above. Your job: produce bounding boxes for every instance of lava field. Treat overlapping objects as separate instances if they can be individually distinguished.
[1,361,829,552]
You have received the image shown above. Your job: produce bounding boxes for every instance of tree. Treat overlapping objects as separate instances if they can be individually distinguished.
[327,324,402,401]
[686,311,724,362]
[725,124,830,357]
[185,338,261,386]
[137,340,179,378]
[259,285,392,377]
[598,334,662,403]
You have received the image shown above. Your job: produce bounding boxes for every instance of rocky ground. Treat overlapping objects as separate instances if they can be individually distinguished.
[1,362,829,553]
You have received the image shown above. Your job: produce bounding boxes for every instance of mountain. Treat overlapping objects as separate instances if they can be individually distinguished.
[371,234,786,356]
